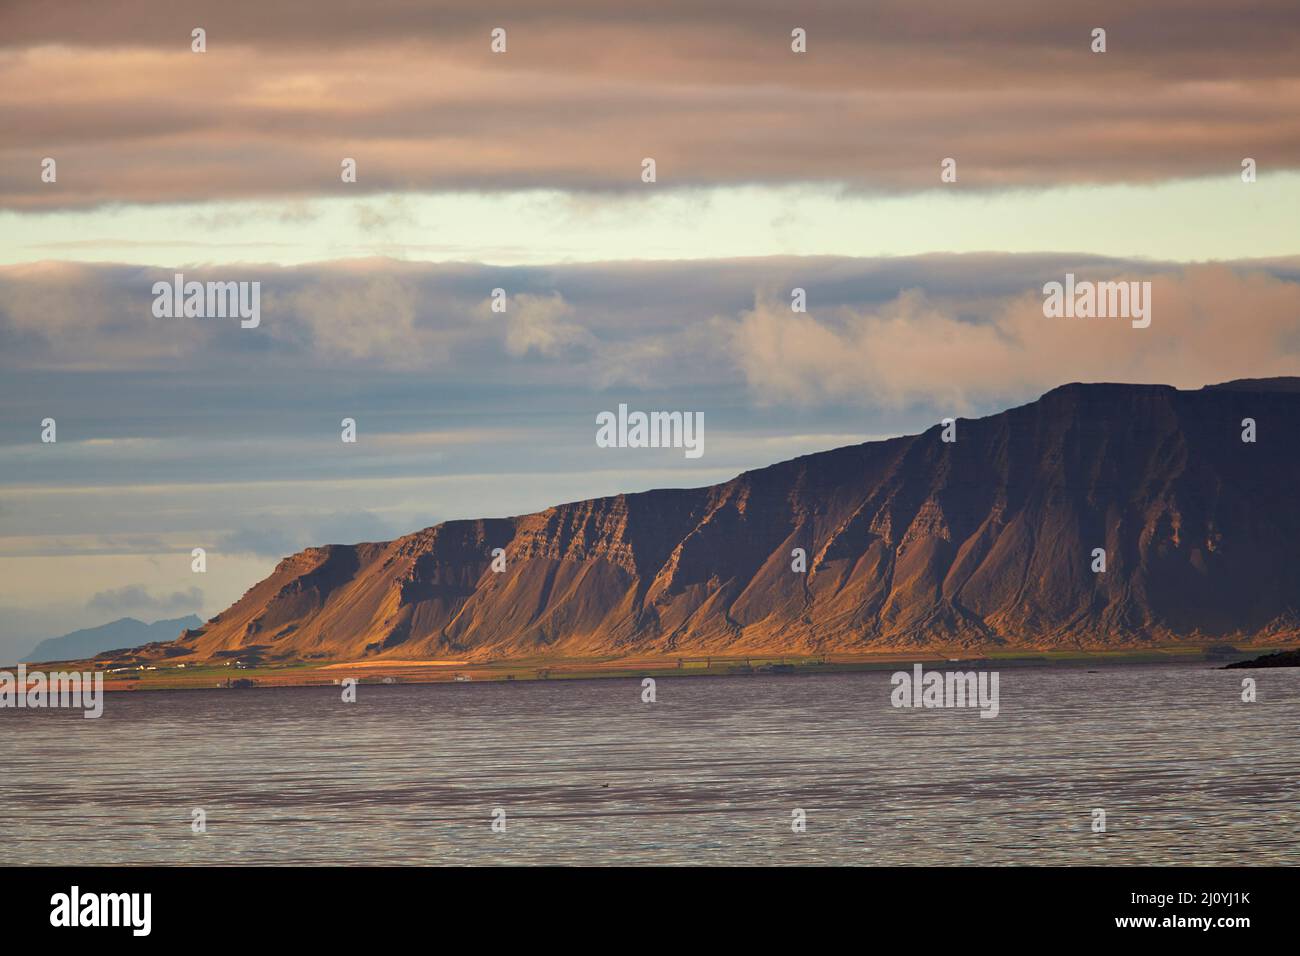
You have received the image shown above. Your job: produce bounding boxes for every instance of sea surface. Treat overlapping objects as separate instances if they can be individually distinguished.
[2,662,1296,865]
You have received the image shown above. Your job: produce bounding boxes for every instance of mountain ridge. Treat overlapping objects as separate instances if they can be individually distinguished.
[131,379,1300,663]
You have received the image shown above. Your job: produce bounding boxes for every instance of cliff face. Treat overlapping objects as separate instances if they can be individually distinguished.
[171,380,1300,661]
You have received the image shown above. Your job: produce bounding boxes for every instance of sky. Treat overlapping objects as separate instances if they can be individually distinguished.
[1,0,1298,659]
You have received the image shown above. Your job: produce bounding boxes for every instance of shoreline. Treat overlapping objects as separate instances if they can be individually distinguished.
[5,644,1281,694]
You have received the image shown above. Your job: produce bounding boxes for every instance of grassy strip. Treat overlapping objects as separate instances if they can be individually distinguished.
[88,644,1278,693]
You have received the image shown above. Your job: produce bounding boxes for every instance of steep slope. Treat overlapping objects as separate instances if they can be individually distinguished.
[161,380,1300,662]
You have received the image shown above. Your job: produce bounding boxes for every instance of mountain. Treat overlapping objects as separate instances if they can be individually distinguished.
[151,380,1300,663]
[25,615,203,663]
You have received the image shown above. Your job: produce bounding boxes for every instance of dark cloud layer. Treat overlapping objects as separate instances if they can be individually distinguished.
[2,1,1298,208]
[2,254,1298,417]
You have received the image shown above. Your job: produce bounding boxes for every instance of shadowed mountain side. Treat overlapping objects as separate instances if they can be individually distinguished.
[152,379,1300,662]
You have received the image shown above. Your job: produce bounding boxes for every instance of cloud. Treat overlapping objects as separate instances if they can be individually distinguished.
[185,202,321,230]
[86,584,204,615]
[729,264,1300,410]
[2,1,1299,208]
[280,272,432,367]
[3,256,1299,402]
[482,292,593,358]
[353,197,417,234]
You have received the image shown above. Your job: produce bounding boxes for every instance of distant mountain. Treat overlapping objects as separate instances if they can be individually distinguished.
[24,615,203,663]
[139,379,1300,663]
